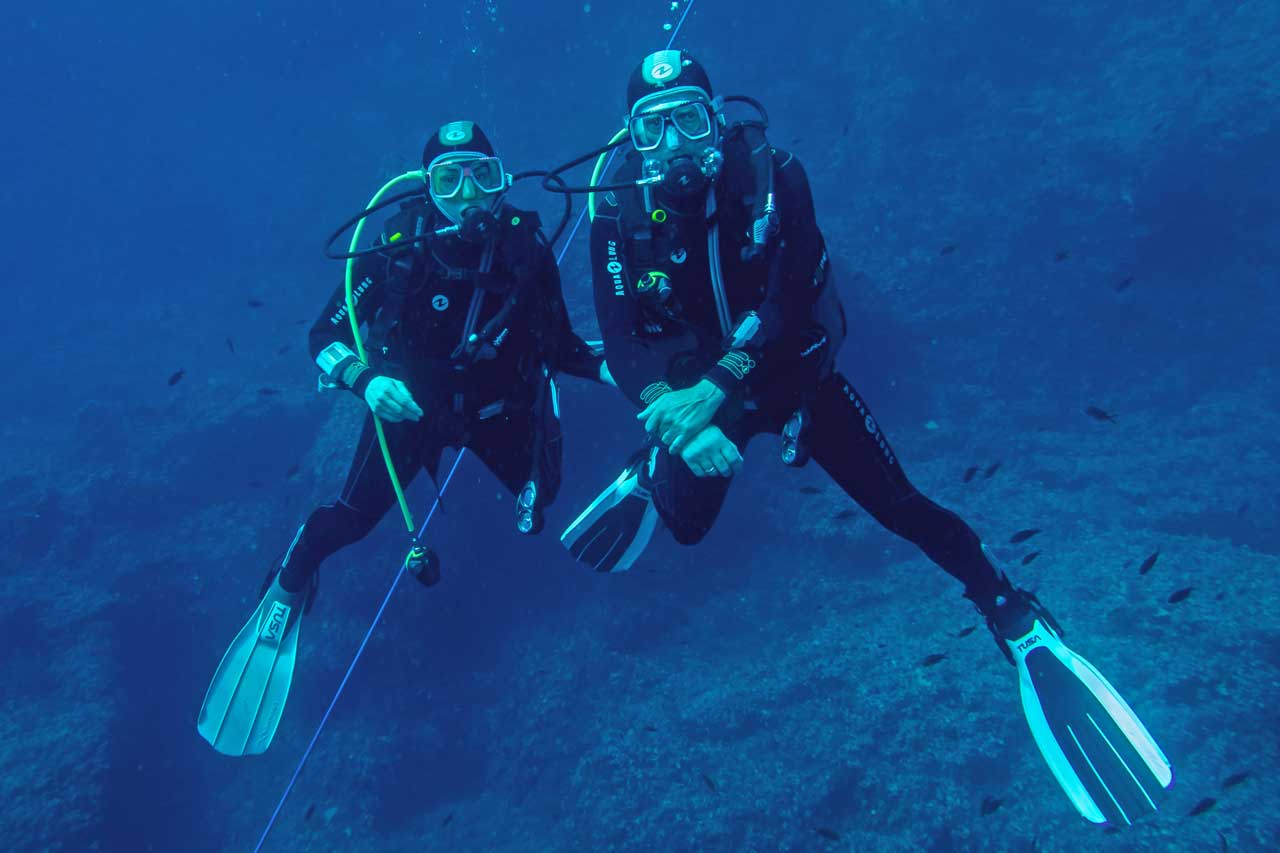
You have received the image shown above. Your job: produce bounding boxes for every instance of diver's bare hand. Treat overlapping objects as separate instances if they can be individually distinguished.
[364,376,423,422]
[639,379,726,454]
[679,425,743,478]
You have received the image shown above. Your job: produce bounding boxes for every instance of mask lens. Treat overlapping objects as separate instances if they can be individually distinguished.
[671,103,711,139]
[470,158,504,192]
[430,163,465,197]
[630,114,666,150]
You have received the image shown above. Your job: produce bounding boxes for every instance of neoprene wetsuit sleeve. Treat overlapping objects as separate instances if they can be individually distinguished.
[307,250,388,398]
[702,153,829,394]
[537,236,605,381]
[590,201,680,409]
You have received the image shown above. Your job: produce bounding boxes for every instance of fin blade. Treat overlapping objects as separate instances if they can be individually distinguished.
[1014,626,1172,825]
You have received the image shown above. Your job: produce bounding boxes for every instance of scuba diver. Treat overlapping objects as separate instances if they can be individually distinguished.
[198,121,610,756]
[557,51,1173,826]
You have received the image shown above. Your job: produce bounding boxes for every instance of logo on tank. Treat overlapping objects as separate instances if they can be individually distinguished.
[432,294,450,311]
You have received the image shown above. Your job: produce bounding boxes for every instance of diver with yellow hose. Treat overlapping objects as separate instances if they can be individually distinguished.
[197,121,611,757]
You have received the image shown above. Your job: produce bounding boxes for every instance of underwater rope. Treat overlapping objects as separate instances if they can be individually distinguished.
[253,1,699,849]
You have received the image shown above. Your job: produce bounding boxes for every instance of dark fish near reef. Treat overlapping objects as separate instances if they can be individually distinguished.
[1085,406,1118,423]
[1187,797,1216,816]
[1021,551,1041,566]
[815,827,841,842]
[700,772,718,793]
[921,653,946,667]
[833,509,856,521]
[980,795,1004,816]
[1138,550,1159,575]
[940,244,958,255]
[441,811,454,827]
[800,486,822,494]
[304,804,315,821]
[1115,276,1136,292]
[168,368,185,386]
[1219,829,1229,851]
[842,124,849,136]
[277,344,292,355]
[1168,587,1193,604]
[258,387,281,396]
[643,724,658,732]
[1010,528,1040,544]
[963,466,980,483]
[1054,250,1070,262]
[955,626,977,638]
[1222,770,1251,789]
[247,299,265,308]
[285,464,300,478]
[984,462,1001,478]
[225,336,235,353]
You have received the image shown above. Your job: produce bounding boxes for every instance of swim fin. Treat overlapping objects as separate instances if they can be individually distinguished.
[197,573,314,756]
[988,588,1174,825]
[561,447,661,573]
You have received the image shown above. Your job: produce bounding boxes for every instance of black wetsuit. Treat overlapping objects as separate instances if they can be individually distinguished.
[590,139,1006,609]
[278,200,602,592]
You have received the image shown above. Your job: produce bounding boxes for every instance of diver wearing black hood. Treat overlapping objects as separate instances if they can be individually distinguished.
[562,52,1174,829]
[199,121,610,757]
[574,52,998,596]
[290,121,608,581]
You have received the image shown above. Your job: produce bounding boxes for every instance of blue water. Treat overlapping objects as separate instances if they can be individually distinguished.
[2,1,1277,850]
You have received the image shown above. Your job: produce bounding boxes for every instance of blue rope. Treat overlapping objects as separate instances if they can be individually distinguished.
[252,450,466,853]
[252,1,699,848]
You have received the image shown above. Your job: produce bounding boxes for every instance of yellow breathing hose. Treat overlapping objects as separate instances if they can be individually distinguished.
[344,169,426,533]
[588,128,630,222]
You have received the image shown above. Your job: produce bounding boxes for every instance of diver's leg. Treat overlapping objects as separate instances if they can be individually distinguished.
[807,373,1006,607]
[275,414,427,592]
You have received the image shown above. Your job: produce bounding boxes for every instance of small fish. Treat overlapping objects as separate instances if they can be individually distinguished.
[248,480,265,488]
[642,724,657,732]
[441,811,454,827]
[1103,826,1121,835]
[1222,770,1251,789]
[940,244,958,255]
[258,387,281,396]
[983,462,1001,479]
[1021,551,1041,566]
[955,626,977,638]
[225,336,235,353]
[700,772,718,793]
[167,368,185,386]
[1187,796,1216,816]
[1009,528,1040,544]
[1054,250,1070,262]
[1138,550,1160,575]
[247,299,265,308]
[791,137,804,145]
[800,486,822,494]
[304,804,315,821]
[815,827,841,842]
[277,344,291,355]
[1236,501,1249,516]
[285,464,300,478]
[842,124,849,136]
[1219,829,1229,851]
[1168,586,1193,604]
[1085,406,1118,423]
[833,509,856,521]
[1215,592,1225,601]
[963,466,980,483]
[980,795,1004,816]
[921,653,947,667]
[1114,276,1136,292]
